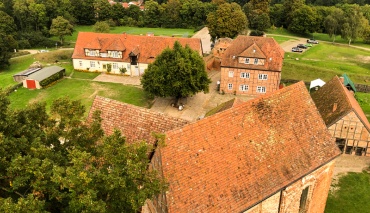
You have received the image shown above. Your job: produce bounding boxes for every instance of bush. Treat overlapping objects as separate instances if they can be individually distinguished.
[250,30,265,36]
[39,71,65,87]
[17,31,56,48]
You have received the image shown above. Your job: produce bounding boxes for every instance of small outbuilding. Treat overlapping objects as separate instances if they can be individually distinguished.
[13,68,42,82]
[23,66,65,89]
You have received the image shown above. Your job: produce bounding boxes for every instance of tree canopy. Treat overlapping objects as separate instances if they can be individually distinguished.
[49,16,73,45]
[207,2,248,41]
[141,41,211,104]
[0,93,165,212]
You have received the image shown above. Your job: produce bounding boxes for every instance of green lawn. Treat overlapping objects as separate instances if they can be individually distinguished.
[325,172,370,213]
[267,35,297,44]
[71,71,101,79]
[356,92,370,120]
[0,55,35,89]
[282,43,370,85]
[8,78,152,114]
[61,26,195,43]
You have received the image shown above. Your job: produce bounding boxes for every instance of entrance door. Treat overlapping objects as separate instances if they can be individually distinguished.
[26,80,36,89]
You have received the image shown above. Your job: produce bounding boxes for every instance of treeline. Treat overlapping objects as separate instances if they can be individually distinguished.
[1,0,370,67]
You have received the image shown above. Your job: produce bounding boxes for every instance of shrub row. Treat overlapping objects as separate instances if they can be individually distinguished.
[39,71,65,87]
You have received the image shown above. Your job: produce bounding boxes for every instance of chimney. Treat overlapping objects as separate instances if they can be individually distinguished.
[333,103,338,112]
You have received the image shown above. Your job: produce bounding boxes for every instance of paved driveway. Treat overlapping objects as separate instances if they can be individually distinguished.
[150,71,253,122]
[192,27,212,54]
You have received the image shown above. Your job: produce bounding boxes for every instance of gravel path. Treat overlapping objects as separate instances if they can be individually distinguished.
[192,27,212,54]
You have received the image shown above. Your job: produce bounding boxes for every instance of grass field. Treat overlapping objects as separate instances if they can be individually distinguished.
[267,35,297,44]
[282,43,370,84]
[8,78,152,114]
[60,26,195,44]
[325,171,370,213]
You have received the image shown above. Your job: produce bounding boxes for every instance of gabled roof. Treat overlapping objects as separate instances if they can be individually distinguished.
[221,36,284,71]
[311,76,369,131]
[238,43,266,59]
[13,68,41,77]
[87,96,189,145]
[342,74,357,92]
[160,82,340,212]
[72,32,202,64]
[26,66,65,82]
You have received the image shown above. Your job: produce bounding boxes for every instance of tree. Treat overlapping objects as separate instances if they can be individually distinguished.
[288,5,318,34]
[93,0,113,21]
[0,93,166,212]
[324,8,344,42]
[141,41,211,105]
[243,0,271,31]
[93,21,110,33]
[49,16,73,45]
[340,4,369,45]
[282,0,305,27]
[143,0,163,27]
[207,3,248,41]
[0,11,17,68]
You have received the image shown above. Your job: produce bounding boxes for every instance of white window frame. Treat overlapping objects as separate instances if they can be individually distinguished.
[228,71,234,77]
[239,85,249,91]
[228,83,233,90]
[89,49,96,57]
[240,72,250,78]
[257,86,266,93]
[90,61,95,68]
[258,74,268,80]
[254,58,258,64]
[79,61,82,67]
[113,63,118,69]
[127,64,131,69]
[245,58,250,64]
[112,51,118,58]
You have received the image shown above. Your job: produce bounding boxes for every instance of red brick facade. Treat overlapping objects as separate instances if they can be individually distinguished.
[220,36,284,96]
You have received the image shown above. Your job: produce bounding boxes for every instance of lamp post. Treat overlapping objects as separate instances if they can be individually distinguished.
[55,42,58,49]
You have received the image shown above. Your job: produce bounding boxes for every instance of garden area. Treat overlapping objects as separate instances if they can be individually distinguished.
[325,171,370,213]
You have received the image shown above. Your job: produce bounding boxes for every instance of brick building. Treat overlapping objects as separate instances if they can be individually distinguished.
[311,76,370,156]
[219,36,284,96]
[146,82,340,212]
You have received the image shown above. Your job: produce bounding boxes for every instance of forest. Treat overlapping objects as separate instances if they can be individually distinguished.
[1,0,370,67]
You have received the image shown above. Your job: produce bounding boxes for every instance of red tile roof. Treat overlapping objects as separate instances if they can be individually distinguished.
[221,36,284,71]
[87,96,189,145]
[311,76,370,131]
[72,32,202,64]
[159,81,340,212]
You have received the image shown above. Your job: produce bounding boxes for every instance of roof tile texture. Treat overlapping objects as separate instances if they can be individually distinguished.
[72,32,202,64]
[221,36,285,71]
[88,96,188,144]
[311,76,370,130]
[160,81,340,212]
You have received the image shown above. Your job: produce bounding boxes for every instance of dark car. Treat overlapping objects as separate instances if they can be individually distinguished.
[307,39,319,44]
[292,47,303,52]
[297,44,308,49]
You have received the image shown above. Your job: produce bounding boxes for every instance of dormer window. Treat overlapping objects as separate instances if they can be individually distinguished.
[88,50,96,57]
[245,58,250,64]
[112,51,118,58]
[254,58,258,64]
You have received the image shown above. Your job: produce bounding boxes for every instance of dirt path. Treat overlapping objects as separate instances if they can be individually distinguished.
[333,155,370,177]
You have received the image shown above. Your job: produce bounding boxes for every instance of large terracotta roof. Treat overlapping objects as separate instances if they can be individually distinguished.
[160,81,340,212]
[311,76,370,130]
[87,96,188,145]
[221,35,284,71]
[72,32,202,64]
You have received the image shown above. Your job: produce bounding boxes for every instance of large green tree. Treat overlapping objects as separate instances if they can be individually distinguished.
[340,4,369,45]
[243,0,271,31]
[49,16,73,45]
[0,11,17,68]
[288,5,319,34]
[141,41,211,105]
[207,3,248,41]
[0,94,166,212]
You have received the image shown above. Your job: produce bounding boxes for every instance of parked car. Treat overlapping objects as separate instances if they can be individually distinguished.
[307,39,319,44]
[305,43,313,47]
[292,47,303,52]
[297,44,308,49]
